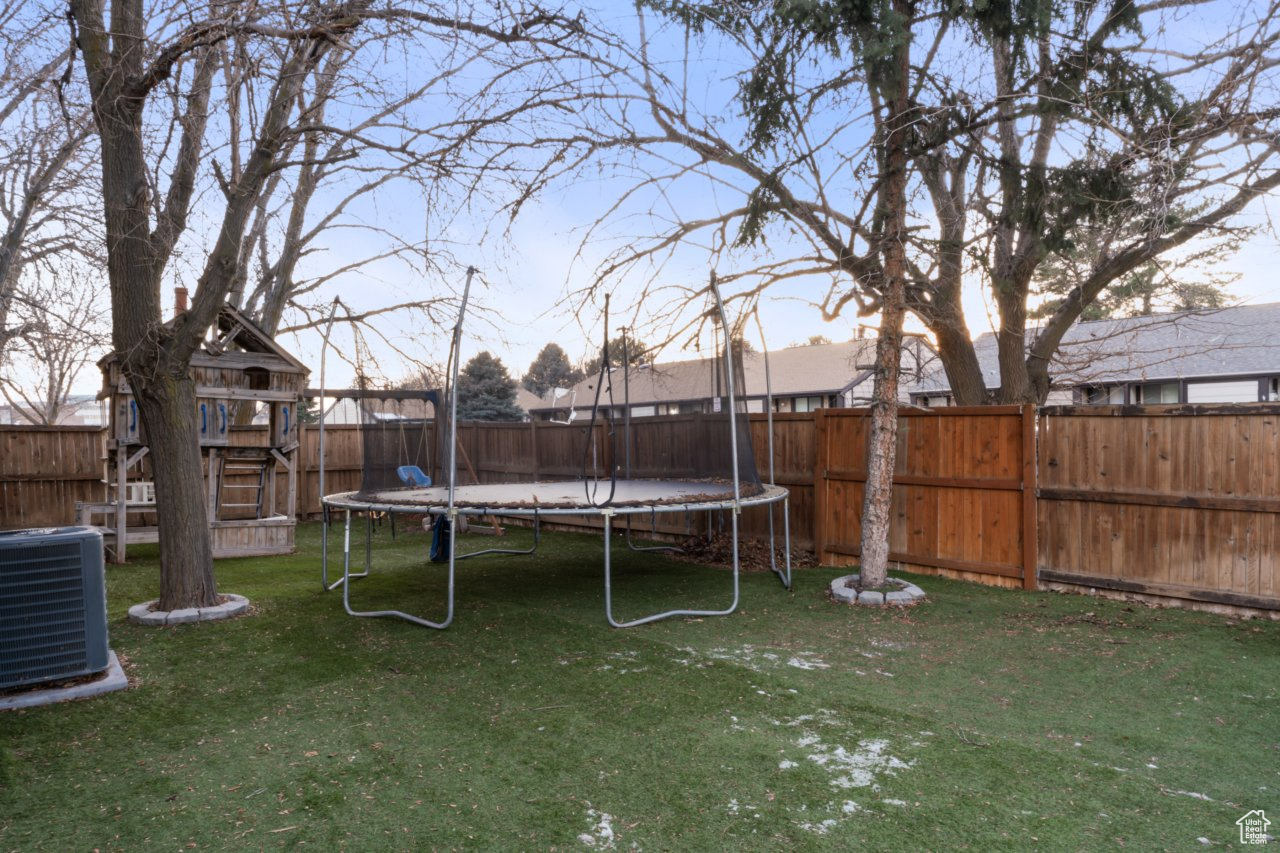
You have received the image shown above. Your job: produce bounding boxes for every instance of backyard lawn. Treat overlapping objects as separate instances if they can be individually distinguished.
[1,521,1276,850]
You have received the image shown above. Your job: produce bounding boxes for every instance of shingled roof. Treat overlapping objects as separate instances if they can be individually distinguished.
[912,302,1280,396]
[529,338,936,412]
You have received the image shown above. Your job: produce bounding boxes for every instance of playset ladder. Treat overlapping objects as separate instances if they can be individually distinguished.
[215,449,272,520]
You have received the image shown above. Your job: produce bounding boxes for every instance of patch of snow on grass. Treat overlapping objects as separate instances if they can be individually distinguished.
[578,806,617,849]
[804,738,913,790]
[673,645,830,674]
[776,713,925,836]
[799,818,839,835]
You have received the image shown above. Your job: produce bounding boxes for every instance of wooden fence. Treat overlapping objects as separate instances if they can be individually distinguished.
[0,426,105,529]
[1038,405,1280,611]
[2,404,1276,612]
[813,406,1035,589]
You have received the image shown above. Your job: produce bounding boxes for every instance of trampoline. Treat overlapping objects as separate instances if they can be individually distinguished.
[319,268,792,629]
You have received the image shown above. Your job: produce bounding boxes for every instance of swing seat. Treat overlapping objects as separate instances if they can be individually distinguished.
[397,465,431,487]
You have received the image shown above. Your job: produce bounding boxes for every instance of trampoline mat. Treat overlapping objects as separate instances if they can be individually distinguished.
[345,478,767,511]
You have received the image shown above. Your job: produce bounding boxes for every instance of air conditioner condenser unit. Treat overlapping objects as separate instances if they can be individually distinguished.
[0,526,110,691]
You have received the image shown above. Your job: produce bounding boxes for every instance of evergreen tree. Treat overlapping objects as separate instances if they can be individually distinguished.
[522,343,584,397]
[582,337,651,377]
[456,351,523,422]
[1031,223,1239,321]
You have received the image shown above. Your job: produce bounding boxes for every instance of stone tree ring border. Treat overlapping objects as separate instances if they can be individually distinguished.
[829,574,926,607]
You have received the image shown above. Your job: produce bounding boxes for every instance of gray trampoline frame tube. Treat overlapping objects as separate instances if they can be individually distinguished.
[341,266,476,629]
[318,297,369,591]
[754,311,792,590]
[604,272,742,627]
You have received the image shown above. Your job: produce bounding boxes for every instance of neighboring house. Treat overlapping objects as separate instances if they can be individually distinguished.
[0,394,106,426]
[513,387,546,420]
[317,395,436,425]
[911,302,1280,406]
[527,337,937,421]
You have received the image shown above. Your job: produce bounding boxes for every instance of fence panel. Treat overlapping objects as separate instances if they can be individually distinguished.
[814,406,1033,587]
[1038,405,1280,610]
[0,426,105,528]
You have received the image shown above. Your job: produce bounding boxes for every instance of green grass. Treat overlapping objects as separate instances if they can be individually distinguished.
[2,521,1277,851]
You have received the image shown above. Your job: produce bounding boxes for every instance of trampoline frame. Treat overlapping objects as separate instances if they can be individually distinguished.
[318,268,792,629]
[323,481,791,628]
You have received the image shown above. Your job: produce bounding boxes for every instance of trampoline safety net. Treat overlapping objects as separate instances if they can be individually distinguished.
[353,332,763,507]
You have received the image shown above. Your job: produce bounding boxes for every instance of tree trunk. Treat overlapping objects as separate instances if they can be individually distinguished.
[78,0,223,611]
[857,0,911,590]
[135,373,218,610]
[858,287,905,589]
[994,283,1034,403]
[928,308,989,405]
[100,107,220,609]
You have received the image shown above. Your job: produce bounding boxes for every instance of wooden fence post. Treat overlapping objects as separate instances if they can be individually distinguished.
[813,409,828,565]
[1021,403,1038,590]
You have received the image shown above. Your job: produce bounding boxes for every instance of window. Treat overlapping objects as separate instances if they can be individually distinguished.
[1085,386,1125,405]
[1268,378,1279,402]
[792,396,825,413]
[1186,380,1260,404]
[1134,382,1180,404]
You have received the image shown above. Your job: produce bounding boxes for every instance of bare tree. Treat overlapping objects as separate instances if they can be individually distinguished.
[540,2,1280,406]
[0,0,98,362]
[0,267,109,424]
[68,0,584,610]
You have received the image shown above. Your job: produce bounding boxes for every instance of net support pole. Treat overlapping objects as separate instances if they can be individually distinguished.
[602,272,746,627]
[753,312,790,589]
[318,300,369,592]
[319,297,371,590]
[338,266,478,629]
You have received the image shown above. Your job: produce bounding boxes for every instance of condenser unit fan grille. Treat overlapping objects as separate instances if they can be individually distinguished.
[0,528,108,690]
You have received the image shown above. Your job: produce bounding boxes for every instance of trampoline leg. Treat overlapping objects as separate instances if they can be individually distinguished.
[455,512,542,560]
[624,508,682,554]
[321,505,331,590]
[770,498,792,590]
[604,510,741,629]
[328,510,370,591]
[341,507,455,629]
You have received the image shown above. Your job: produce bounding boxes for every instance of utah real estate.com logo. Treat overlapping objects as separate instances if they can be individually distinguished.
[1237,810,1270,845]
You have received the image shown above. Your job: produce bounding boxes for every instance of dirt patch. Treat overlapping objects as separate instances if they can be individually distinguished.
[670,533,818,573]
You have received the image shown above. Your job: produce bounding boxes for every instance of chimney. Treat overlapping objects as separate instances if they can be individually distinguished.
[174,286,189,316]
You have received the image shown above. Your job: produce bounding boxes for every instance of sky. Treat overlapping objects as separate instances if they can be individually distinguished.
[279,0,1280,395]
[16,0,1280,399]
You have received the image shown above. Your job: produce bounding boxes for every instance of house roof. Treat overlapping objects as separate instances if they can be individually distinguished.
[912,302,1280,395]
[514,387,547,413]
[528,339,905,412]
